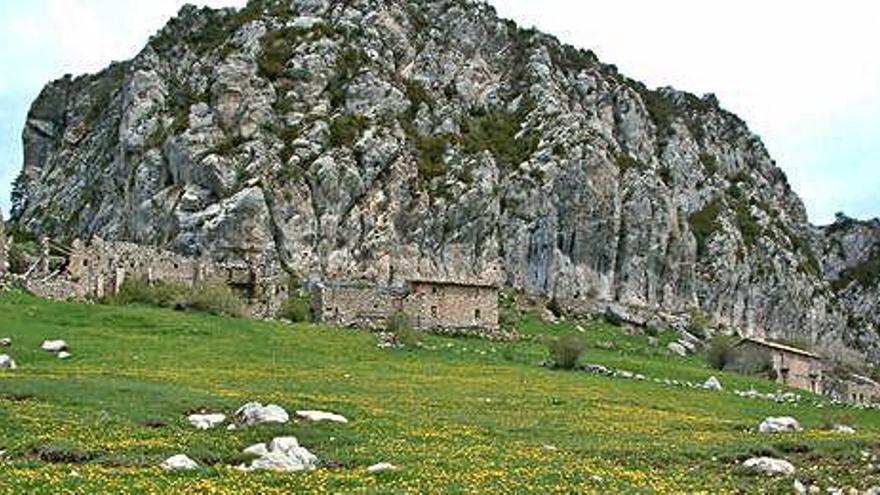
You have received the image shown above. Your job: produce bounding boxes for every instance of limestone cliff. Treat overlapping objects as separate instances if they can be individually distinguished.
[9,0,880,358]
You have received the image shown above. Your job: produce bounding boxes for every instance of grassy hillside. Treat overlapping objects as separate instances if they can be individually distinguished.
[0,291,876,494]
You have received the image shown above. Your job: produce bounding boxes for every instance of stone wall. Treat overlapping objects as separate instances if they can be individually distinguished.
[404,281,499,330]
[28,237,289,317]
[315,284,404,328]
[841,375,880,404]
[315,280,499,332]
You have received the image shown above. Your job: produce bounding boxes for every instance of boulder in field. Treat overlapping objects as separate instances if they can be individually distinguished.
[742,457,796,475]
[0,337,11,347]
[0,354,16,370]
[296,410,349,424]
[759,416,802,433]
[667,342,687,357]
[367,462,398,473]
[41,340,68,352]
[703,376,722,391]
[239,436,318,472]
[235,402,289,425]
[187,413,226,430]
[57,351,71,360]
[160,454,199,471]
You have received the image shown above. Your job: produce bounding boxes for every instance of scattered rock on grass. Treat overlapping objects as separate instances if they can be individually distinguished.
[0,354,16,370]
[187,413,226,430]
[235,402,289,425]
[667,342,687,357]
[703,376,722,391]
[160,454,199,471]
[0,337,10,347]
[759,416,802,433]
[367,462,397,473]
[296,410,349,424]
[41,340,68,353]
[833,424,856,434]
[57,351,71,360]
[239,437,317,472]
[742,457,796,475]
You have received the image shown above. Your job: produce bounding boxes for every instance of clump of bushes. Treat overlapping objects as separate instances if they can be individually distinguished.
[544,335,586,370]
[109,279,245,317]
[387,310,419,348]
[278,291,312,323]
[705,334,738,370]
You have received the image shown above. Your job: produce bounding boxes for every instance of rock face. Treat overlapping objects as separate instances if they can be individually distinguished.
[9,0,880,359]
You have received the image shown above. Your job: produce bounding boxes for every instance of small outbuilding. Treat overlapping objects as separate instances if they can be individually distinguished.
[736,338,824,394]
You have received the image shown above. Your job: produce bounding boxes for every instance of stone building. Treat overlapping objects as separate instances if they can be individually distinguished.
[314,279,499,331]
[736,338,824,394]
[840,374,880,405]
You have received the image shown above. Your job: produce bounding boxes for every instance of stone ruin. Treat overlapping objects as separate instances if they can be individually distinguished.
[0,221,290,317]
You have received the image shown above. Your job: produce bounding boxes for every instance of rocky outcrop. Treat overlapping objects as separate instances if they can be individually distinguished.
[8,0,880,359]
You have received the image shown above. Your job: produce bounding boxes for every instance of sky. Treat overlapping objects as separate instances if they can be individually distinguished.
[0,1,877,225]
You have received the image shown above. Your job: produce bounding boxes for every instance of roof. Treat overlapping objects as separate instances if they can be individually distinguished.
[736,337,823,360]
[850,374,880,387]
[406,279,498,289]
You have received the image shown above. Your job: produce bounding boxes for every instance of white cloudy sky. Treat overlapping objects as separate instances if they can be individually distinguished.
[0,0,877,224]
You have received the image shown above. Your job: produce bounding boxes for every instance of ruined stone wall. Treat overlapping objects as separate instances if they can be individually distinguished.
[66,238,216,299]
[840,378,880,404]
[405,282,499,330]
[315,285,403,328]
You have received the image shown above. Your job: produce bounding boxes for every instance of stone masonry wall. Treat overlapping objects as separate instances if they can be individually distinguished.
[404,282,500,330]
[315,285,403,328]
[315,280,500,331]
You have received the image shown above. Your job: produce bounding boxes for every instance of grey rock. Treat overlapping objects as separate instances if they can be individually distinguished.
[703,376,722,391]
[160,454,198,471]
[667,342,687,357]
[41,340,67,352]
[759,416,802,433]
[235,402,290,425]
[0,354,16,370]
[187,413,226,430]
[742,456,796,476]
[8,0,880,362]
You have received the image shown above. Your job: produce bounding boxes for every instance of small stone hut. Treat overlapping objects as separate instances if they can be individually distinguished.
[314,279,499,331]
[736,338,824,394]
[841,374,880,405]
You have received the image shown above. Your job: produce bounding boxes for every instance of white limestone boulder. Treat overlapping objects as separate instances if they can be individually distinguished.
[367,462,398,473]
[41,340,68,352]
[160,454,199,471]
[833,424,856,434]
[57,351,71,360]
[0,354,16,370]
[296,410,349,424]
[759,416,802,433]
[187,413,226,430]
[239,436,318,472]
[0,337,11,347]
[742,457,796,476]
[703,376,722,391]
[235,402,289,425]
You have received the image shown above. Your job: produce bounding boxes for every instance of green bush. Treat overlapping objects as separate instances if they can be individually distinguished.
[109,279,245,318]
[544,335,586,370]
[278,292,312,322]
[688,198,723,256]
[387,310,419,348]
[705,334,737,370]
